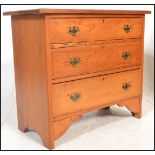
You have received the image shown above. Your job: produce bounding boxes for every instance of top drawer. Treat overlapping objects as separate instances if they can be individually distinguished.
[51,18,143,42]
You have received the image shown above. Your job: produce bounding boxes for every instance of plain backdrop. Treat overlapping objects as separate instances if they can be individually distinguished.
[0,1,155,4]
[1,5,154,98]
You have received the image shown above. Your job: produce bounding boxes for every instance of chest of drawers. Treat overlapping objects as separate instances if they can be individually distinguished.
[4,9,151,149]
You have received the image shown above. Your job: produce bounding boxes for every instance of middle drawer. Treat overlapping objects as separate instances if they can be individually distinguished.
[52,40,142,79]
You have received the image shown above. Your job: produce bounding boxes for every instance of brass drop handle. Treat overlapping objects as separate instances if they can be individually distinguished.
[124,24,132,33]
[68,26,80,36]
[70,92,81,102]
[122,52,130,60]
[70,57,80,67]
[122,83,131,90]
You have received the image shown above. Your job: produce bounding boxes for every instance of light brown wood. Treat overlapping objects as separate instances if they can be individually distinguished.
[53,96,141,140]
[138,15,145,119]
[44,16,55,149]
[3,9,151,16]
[52,40,142,78]
[11,15,54,149]
[53,96,140,121]
[4,9,150,149]
[52,66,140,83]
[53,69,142,116]
[51,38,140,49]
[54,115,82,140]
[118,97,141,118]
[49,15,144,19]
[51,18,143,42]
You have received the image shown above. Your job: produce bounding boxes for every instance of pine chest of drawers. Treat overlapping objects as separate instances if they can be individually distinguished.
[4,9,151,149]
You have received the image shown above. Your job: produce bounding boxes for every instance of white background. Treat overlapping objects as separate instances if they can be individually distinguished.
[1,5,154,98]
[0,1,155,4]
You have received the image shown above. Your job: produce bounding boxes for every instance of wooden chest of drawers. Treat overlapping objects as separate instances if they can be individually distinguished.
[4,9,151,149]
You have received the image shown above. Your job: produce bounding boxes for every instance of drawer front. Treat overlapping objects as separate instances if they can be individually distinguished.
[51,18,142,42]
[53,69,142,116]
[53,40,142,79]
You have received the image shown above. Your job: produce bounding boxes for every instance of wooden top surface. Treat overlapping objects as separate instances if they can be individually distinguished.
[3,8,151,16]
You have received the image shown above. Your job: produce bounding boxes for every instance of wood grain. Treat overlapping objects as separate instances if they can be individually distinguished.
[52,40,142,79]
[3,9,151,16]
[53,96,140,121]
[53,69,142,116]
[118,97,141,118]
[52,66,141,84]
[138,16,145,118]
[11,15,54,149]
[51,18,143,42]
[53,96,141,140]
[49,15,144,19]
[54,115,82,140]
[51,38,140,49]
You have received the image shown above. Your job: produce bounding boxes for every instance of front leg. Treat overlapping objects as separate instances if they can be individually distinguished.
[117,96,142,119]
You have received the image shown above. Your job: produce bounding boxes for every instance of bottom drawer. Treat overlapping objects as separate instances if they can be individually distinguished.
[53,69,142,116]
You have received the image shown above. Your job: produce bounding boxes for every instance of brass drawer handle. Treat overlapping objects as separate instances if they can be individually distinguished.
[68,26,80,36]
[70,57,80,67]
[122,52,130,60]
[124,24,132,33]
[70,92,81,102]
[122,83,131,90]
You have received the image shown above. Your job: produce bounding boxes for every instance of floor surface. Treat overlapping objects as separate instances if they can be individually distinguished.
[1,83,154,150]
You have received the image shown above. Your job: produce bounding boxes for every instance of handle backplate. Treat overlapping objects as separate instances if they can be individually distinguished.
[68,26,80,36]
[122,52,130,60]
[124,24,132,33]
[122,82,131,90]
[70,57,80,67]
[70,92,81,102]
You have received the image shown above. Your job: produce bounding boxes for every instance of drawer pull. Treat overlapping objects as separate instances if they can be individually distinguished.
[124,24,132,33]
[122,83,131,90]
[70,57,80,67]
[68,26,80,36]
[70,93,81,102]
[122,52,130,60]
